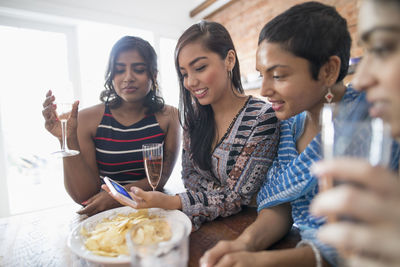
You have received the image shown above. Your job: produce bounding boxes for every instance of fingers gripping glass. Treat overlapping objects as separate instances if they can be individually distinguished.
[104,177,137,206]
[320,103,393,221]
[51,102,80,157]
[142,143,163,191]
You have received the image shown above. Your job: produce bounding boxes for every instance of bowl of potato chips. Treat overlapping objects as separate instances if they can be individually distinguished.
[67,207,191,265]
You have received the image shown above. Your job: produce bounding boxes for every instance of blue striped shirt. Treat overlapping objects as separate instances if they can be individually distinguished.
[257,86,367,266]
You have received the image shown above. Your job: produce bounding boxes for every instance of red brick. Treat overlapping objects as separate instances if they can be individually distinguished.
[207,0,363,90]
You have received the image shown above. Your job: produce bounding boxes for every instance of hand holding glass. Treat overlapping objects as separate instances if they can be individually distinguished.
[142,143,163,190]
[52,102,80,157]
[320,103,393,216]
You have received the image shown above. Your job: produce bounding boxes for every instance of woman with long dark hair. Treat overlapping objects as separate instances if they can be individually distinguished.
[104,21,279,230]
[42,36,181,216]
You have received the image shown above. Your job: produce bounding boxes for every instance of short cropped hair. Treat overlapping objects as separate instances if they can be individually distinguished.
[258,1,351,82]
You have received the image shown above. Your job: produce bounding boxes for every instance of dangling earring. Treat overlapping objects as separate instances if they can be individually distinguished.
[325,87,334,103]
[153,81,159,92]
[228,70,233,80]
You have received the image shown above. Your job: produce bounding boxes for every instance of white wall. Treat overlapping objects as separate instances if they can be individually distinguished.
[0,107,10,217]
[0,0,198,39]
[0,0,196,216]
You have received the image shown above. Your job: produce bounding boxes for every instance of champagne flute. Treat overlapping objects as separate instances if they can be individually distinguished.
[51,102,80,157]
[142,143,163,191]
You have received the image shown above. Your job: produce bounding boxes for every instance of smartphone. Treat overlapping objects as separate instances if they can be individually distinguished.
[103,177,137,206]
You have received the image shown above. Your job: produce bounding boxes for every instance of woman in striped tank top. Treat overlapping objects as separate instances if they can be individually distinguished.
[42,36,181,216]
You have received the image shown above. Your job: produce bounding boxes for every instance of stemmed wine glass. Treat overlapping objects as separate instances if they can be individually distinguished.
[51,102,80,157]
[142,143,163,191]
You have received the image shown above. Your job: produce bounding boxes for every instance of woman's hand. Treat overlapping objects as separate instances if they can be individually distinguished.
[42,90,79,141]
[200,239,249,267]
[77,190,121,217]
[311,158,400,266]
[101,185,182,210]
[202,251,273,267]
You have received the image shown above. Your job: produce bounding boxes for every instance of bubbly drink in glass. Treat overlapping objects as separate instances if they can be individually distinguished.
[142,143,163,191]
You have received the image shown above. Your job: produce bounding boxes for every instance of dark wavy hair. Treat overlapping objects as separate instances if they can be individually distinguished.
[258,1,351,82]
[175,21,243,170]
[100,36,164,114]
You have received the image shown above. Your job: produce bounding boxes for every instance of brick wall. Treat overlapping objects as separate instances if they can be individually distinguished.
[206,0,362,94]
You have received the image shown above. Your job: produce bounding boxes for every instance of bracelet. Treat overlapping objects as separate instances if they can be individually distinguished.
[296,240,322,267]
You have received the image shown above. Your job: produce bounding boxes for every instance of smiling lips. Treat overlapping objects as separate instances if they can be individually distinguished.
[269,99,285,111]
[369,100,389,118]
[192,88,208,98]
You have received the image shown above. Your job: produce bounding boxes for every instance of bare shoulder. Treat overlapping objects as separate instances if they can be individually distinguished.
[155,104,179,120]
[78,103,105,135]
[154,105,179,132]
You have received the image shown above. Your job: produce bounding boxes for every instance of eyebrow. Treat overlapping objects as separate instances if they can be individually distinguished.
[115,62,146,67]
[180,56,207,70]
[361,26,400,42]
[266,64,289,72]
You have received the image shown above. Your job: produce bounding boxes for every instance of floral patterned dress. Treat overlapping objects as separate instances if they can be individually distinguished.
[178,96,279,230]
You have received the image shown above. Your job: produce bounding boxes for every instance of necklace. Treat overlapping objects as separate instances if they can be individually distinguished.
[214,96,251,149]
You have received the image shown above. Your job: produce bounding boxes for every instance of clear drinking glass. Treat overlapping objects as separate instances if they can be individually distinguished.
[142,143,163,191]
[320,103,393,266]
[51,102,80,157]
[126,218,189,267]
[320,102,393,205]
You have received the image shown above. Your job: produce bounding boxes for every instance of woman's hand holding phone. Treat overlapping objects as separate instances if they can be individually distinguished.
[103,177,139,208]
[102,177,182,210]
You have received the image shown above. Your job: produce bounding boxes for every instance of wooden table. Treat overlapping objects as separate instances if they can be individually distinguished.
[0,203,299,267]
[188,206,300,266]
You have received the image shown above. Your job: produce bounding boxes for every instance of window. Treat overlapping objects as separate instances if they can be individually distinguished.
[0,23,74,215]
[0,18,183,216]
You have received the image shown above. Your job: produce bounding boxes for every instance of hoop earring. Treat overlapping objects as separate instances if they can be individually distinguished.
[325,87,334,103]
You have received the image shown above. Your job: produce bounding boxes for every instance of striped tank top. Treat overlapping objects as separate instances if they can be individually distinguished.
[94,105,165,184]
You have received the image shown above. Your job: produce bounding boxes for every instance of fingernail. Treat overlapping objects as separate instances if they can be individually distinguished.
[311,162,325,175]
[317,225,342,244]
[81,200,88,206]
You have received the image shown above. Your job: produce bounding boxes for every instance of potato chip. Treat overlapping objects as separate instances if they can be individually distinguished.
[81,209,170,257]
[130,219,172,246]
